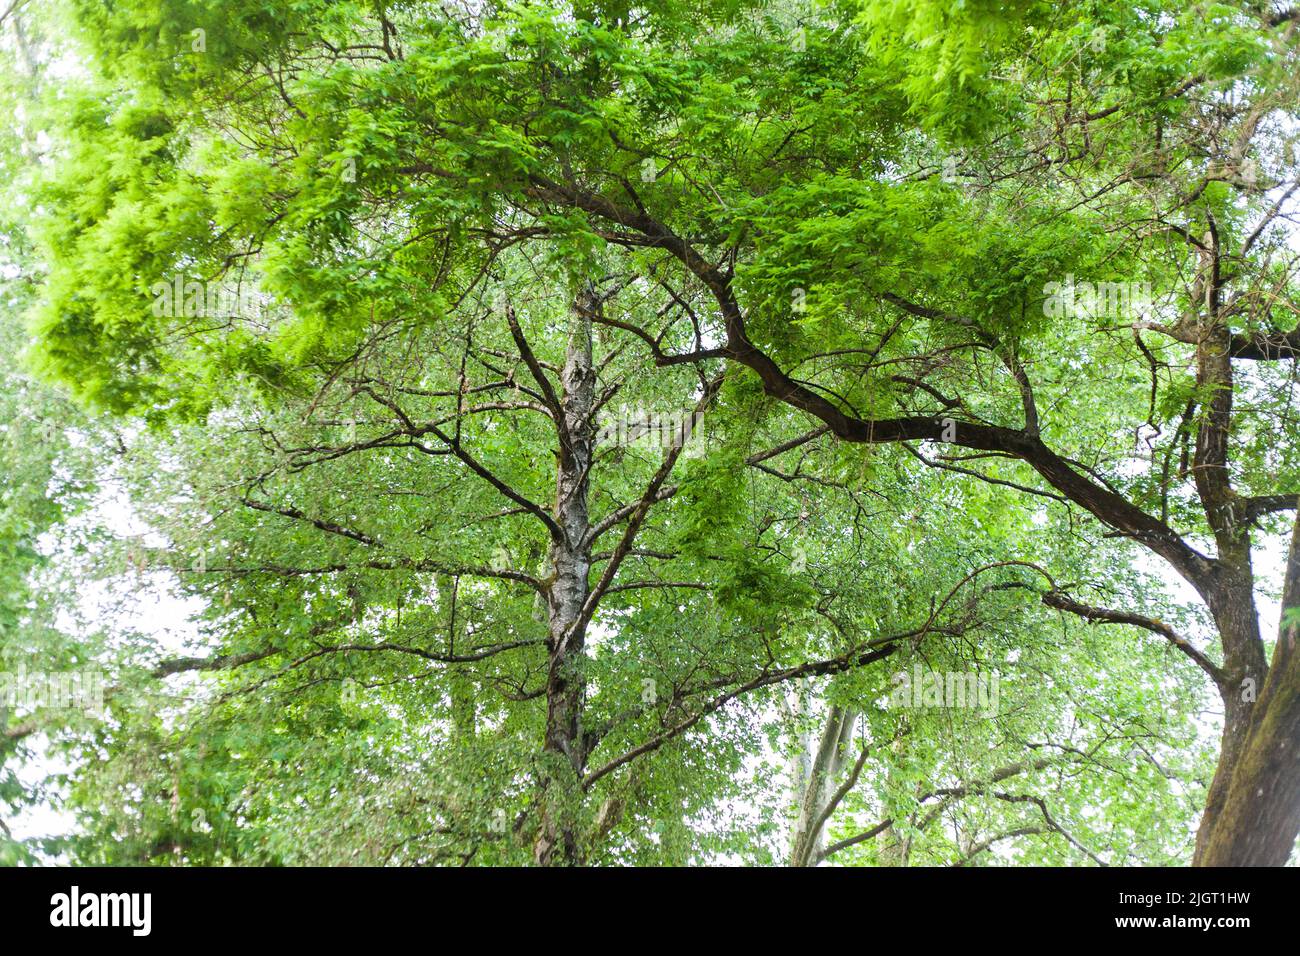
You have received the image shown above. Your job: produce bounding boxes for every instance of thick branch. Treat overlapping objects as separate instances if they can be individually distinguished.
[1041,590,1225,685]
[526,177,1218,596]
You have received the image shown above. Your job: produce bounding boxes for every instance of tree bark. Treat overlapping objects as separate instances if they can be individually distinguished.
[1194,511,1300,866]
[1187,296,1296,866]
[788,705,855,866]
[534,288,597,866]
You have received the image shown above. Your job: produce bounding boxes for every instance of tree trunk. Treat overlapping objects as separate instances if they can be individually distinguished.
[534,288,597,866]
[1194,513,1300,866]
[876,734,911,867]
[1187,311,1298,865]
[438,574,477,740]
[1194,658,1300,865]
[788,705,855,866]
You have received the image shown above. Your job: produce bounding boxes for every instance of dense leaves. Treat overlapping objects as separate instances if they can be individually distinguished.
[2,0,1297,865]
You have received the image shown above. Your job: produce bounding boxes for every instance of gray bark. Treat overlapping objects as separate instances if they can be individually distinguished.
[534,288,598,866]
[788,705,857,866]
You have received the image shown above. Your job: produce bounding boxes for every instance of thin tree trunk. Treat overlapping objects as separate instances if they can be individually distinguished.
[439,574,477,740]
[876,736,911,867]
[788,705,855,866]
[534,288,597,866]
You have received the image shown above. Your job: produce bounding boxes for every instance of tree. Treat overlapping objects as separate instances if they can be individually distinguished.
[16,0,1299,864]
[0,0,102,862]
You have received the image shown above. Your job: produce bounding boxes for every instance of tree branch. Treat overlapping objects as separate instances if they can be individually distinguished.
[1041,589,1225,685]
